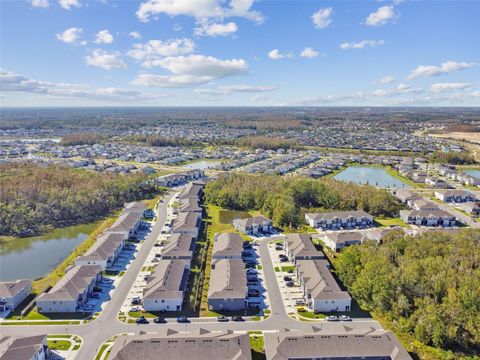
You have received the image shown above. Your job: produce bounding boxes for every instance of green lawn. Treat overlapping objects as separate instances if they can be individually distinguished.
[250,334,266,360]
[299,311,326,320]
[281,265,296,272]
[48,339,71,351]
[374,218,409,228]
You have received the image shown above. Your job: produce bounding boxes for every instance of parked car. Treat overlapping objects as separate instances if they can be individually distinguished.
[326,315,340,321]
[246,269,257,275]
[154,317,167,324]
[340,315,352,321]
[287,269,294,274]
[136,316,149,324]
[177,316,189,323]
[280,257,289,262]
[283,276,292,281]
[248,289,260,296]
[286,281,295,287]
[231,316,244,322]
[275,244,284,250]
[130,306,141,312]
[279,254,287,259]
[295,299,306,306]
[131,298,141,305]
[155,253,162,258]
[217,315,229,322]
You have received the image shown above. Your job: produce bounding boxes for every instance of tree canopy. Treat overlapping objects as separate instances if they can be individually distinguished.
[205,173,403,228]
[334,229,480,355]
[0,163,159,236]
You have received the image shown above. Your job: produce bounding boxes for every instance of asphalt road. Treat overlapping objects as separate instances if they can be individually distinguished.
[0,187,381,359]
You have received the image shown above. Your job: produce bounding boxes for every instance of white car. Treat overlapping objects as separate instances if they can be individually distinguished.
[130,306,141,312]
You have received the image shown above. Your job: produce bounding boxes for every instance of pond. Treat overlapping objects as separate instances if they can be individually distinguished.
[464,169,480,179]
[0,222,99,281]
[182,159,222,170]
[334,166,411,189]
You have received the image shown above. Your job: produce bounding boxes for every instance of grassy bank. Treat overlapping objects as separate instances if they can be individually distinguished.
[32,216,117,293]
[385,166,422,189]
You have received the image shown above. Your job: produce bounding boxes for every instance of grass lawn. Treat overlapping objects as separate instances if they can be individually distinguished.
[385,166,422,189]
[281,265,296,272]
[94,343,110,360]
[48,339,71,351]
[250,334,266,360]
[299,311,326,320]
[8,308,90,321]
[0,320,81,326]
[374,218,409,228]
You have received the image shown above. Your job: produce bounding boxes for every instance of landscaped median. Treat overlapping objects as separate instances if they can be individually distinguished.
[47,334,83,352]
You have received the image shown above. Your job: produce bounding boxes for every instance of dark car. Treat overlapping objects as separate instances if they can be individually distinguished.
[279,254,286,258]
[177,316,189,323]
[136,316,149,324]
[283,276,292,281]
[280,257,289,262]
[232,316,244,322]
[286,281,295,287]
[154,317,167,324]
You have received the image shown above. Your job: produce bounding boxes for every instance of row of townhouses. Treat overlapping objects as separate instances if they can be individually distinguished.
[208,233,248,311]
[36,202,147,313]
[142,182,204,312]
[233,216,273,236]
[305,210,374,230]
[155,170,204,187]
[284,234,351,312]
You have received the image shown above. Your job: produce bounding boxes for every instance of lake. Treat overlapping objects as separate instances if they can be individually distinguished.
[334,166,412,189]
[182,159,222,170]
[0,222,99,281]
[464,169,480,179]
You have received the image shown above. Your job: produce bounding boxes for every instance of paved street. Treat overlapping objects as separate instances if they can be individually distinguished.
[0,188,382,359]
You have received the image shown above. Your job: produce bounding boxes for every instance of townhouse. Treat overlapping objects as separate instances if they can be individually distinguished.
[108,330,252,360]
[211,232,244,260]
[172,211,201,238]
[394,190,422,207]
[108,202,146,238]
[425,176,448,188]
[177,182,204,213]
[296,259,351,312]
[155,170,204,187]
[36,265,101,313]
[233,216,273,236]
[207,259,247,311]
[0,334,49,360]
[0,279,32,313]
[264,329,412,360]
[457,201,480,216]
[400,209,456,227]
[435,189,476,203]
[305,210,374,230]
[322,231,363,252]
[142,259,190,312]
[284,234,323,262]
[75,232,127,270]
[160,233,196,261]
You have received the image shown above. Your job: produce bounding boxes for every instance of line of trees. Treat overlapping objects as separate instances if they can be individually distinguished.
[334,229,480,355]
[429,151,477,165]
[235,136,301,150]
[60,132,105,146]
[204,174,403,228]
[0,163,160,236]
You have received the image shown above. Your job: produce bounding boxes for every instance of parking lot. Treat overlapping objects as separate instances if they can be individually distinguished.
[241,240,270,313]
[267,240,306,316]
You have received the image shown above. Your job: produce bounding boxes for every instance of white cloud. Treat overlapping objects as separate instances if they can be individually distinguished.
[430,82,471,93]
[85,49,127,70]
[127,38,195,65]
[472,91,480,98]
[379,75,395,84]
[31,0,50,8]
[194,21,238,37]
[129,31,142,40]
[300,47,320,58]
[396,83,421,93]
[136,0,263,24]
[132,54,248,87]
[58,0,80,10]
[407,60,477,79]
[365,5,396,26]
[194,84,275,95]
[56,27,83,44]
[268,49,293,60]
[94,30,114,44]
[0,69,165,102]
[312,7,333,29]
[340,40,384,49]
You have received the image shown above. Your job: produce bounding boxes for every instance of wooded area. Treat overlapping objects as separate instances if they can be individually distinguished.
[0,163,159,236]
[334,229,480,355]
[204,173,402,228]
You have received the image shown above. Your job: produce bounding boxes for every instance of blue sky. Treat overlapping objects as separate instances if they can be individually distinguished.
[1,0,479,106]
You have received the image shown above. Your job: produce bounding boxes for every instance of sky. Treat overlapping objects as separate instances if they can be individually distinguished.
[1,0,479,107]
